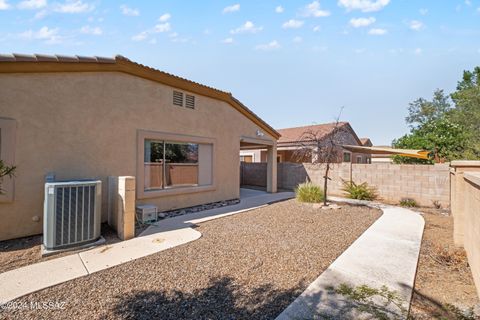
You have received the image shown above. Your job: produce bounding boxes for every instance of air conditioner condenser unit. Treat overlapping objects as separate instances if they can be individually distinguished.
[43,180,102,250]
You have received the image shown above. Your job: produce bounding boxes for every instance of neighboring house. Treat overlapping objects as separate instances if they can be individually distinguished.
[360,138,373,147]
[0,54,280,241]
[241,122,371,164]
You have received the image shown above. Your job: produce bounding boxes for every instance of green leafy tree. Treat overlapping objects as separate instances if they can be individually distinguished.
[450,66,480,158]
[406,89,451,128]
[393,117,466,163]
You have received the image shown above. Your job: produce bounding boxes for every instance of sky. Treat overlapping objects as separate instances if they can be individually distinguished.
[1,0,480,145]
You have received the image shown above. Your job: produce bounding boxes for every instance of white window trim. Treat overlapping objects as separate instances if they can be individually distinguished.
[137,130,216,199]
[0,118,16,203]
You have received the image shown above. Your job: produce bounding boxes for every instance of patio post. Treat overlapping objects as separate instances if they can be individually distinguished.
[266,143,277,193]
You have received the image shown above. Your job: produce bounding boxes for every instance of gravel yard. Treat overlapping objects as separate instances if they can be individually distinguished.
[2,199,381,320]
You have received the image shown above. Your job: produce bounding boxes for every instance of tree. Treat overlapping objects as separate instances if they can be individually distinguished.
[406,89,451,128]
[293,108,345,206]
[393,116,466,163]
[0,160,16,194]
[450,66,480,158]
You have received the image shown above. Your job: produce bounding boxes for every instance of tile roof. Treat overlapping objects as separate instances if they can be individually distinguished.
[0,53,280,139]
[277,122,350,144]
[0,53,116,63]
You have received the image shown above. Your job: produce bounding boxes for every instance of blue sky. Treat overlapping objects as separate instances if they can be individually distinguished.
[1,0,480,144]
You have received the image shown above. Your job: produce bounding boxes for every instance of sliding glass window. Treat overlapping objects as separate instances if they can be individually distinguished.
[144,140,199,191]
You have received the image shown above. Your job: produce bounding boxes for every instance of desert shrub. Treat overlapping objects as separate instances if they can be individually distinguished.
[432,200,442,209]
[399,198,418,207]
[342,180,378,201]
[295,182,324,203]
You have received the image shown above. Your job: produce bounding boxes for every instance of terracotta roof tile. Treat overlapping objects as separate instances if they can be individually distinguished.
[277,122,350,144]
[0,53,115,63]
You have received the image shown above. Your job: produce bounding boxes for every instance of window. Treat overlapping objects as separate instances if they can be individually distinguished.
[144,140,199,190]
[138,130,214,199]
[173,91,183,106]
[0,118,16,203]
[343,152,351,163]
[356,156,362,163]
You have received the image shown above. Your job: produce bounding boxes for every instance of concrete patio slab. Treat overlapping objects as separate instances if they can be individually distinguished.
[0,254,88,304]
[276,198,425,320]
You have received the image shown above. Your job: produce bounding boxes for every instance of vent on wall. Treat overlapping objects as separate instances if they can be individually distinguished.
[185,94,195,109]
[43,180,102,250]
[173,91,184,106]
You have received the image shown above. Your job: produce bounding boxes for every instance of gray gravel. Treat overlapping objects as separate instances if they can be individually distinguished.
[2,199,381,320]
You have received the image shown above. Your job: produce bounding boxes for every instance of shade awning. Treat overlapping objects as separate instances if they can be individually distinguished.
[341,145,429,160]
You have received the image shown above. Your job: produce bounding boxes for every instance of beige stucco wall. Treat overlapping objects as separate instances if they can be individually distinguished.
[0,71,276,241]
[450,161,480,298]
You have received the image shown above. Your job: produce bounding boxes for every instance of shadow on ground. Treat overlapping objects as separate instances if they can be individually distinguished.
[113,276,304,320]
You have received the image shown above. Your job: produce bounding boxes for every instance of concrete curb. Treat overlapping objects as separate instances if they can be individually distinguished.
[276,197,425,320]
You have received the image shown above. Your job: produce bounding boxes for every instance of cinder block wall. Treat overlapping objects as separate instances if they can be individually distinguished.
[241,162,450,207]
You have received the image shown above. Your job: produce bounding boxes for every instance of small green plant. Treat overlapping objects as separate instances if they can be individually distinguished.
[342,180,378,201]
[399,198,418,207]
[0,159,16,194]
[295,181,325,203]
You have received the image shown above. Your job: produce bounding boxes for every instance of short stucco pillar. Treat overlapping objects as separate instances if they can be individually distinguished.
[311,146,319,163]
[266,144,278,193]
[108,176,136,241]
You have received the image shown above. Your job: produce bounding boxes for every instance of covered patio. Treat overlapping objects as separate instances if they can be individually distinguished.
[240,136,277,193]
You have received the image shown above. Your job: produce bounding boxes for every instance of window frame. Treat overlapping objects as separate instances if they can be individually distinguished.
[137,130,216,199]
[0,118,17,203]
[343,152,351,163]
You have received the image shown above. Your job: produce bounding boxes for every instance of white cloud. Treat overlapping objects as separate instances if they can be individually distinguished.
[54,0,94,13]
[465,0,472,6]
[0,0,11,10]
[275,5,284,13]
[255,40,280,51]
[153,22,171,33]
[414,48,423,55]
[223,3,240,13]
[230,21,263,34]
[282,19,304,29]
[169,32,178,38]
[349,17,376,27]
[80,25,102,35]
[301,1,330,17]
[293,36,303,43]
[419,8,428,15]
[368,27,387,35]
[223,37,234,44]
[20,26,60,43]
[313,25,321,32]
[132,31,148,41]
[354,48,366,53]
[18,0,46,10]
[338,0,390,12]
[158,13,171,22]
[120,4,139,16]
[409,20,423,31]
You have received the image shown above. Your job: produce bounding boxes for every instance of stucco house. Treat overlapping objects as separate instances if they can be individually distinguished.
[0,54,280,241]
[240,122,371,164]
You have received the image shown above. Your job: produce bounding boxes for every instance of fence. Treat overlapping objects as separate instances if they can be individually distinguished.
[240,162,450,207]
[450,161,480,298]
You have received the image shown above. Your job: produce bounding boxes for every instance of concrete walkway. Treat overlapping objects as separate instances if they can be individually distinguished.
[0,189,294,304]
[276,197,425,320]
